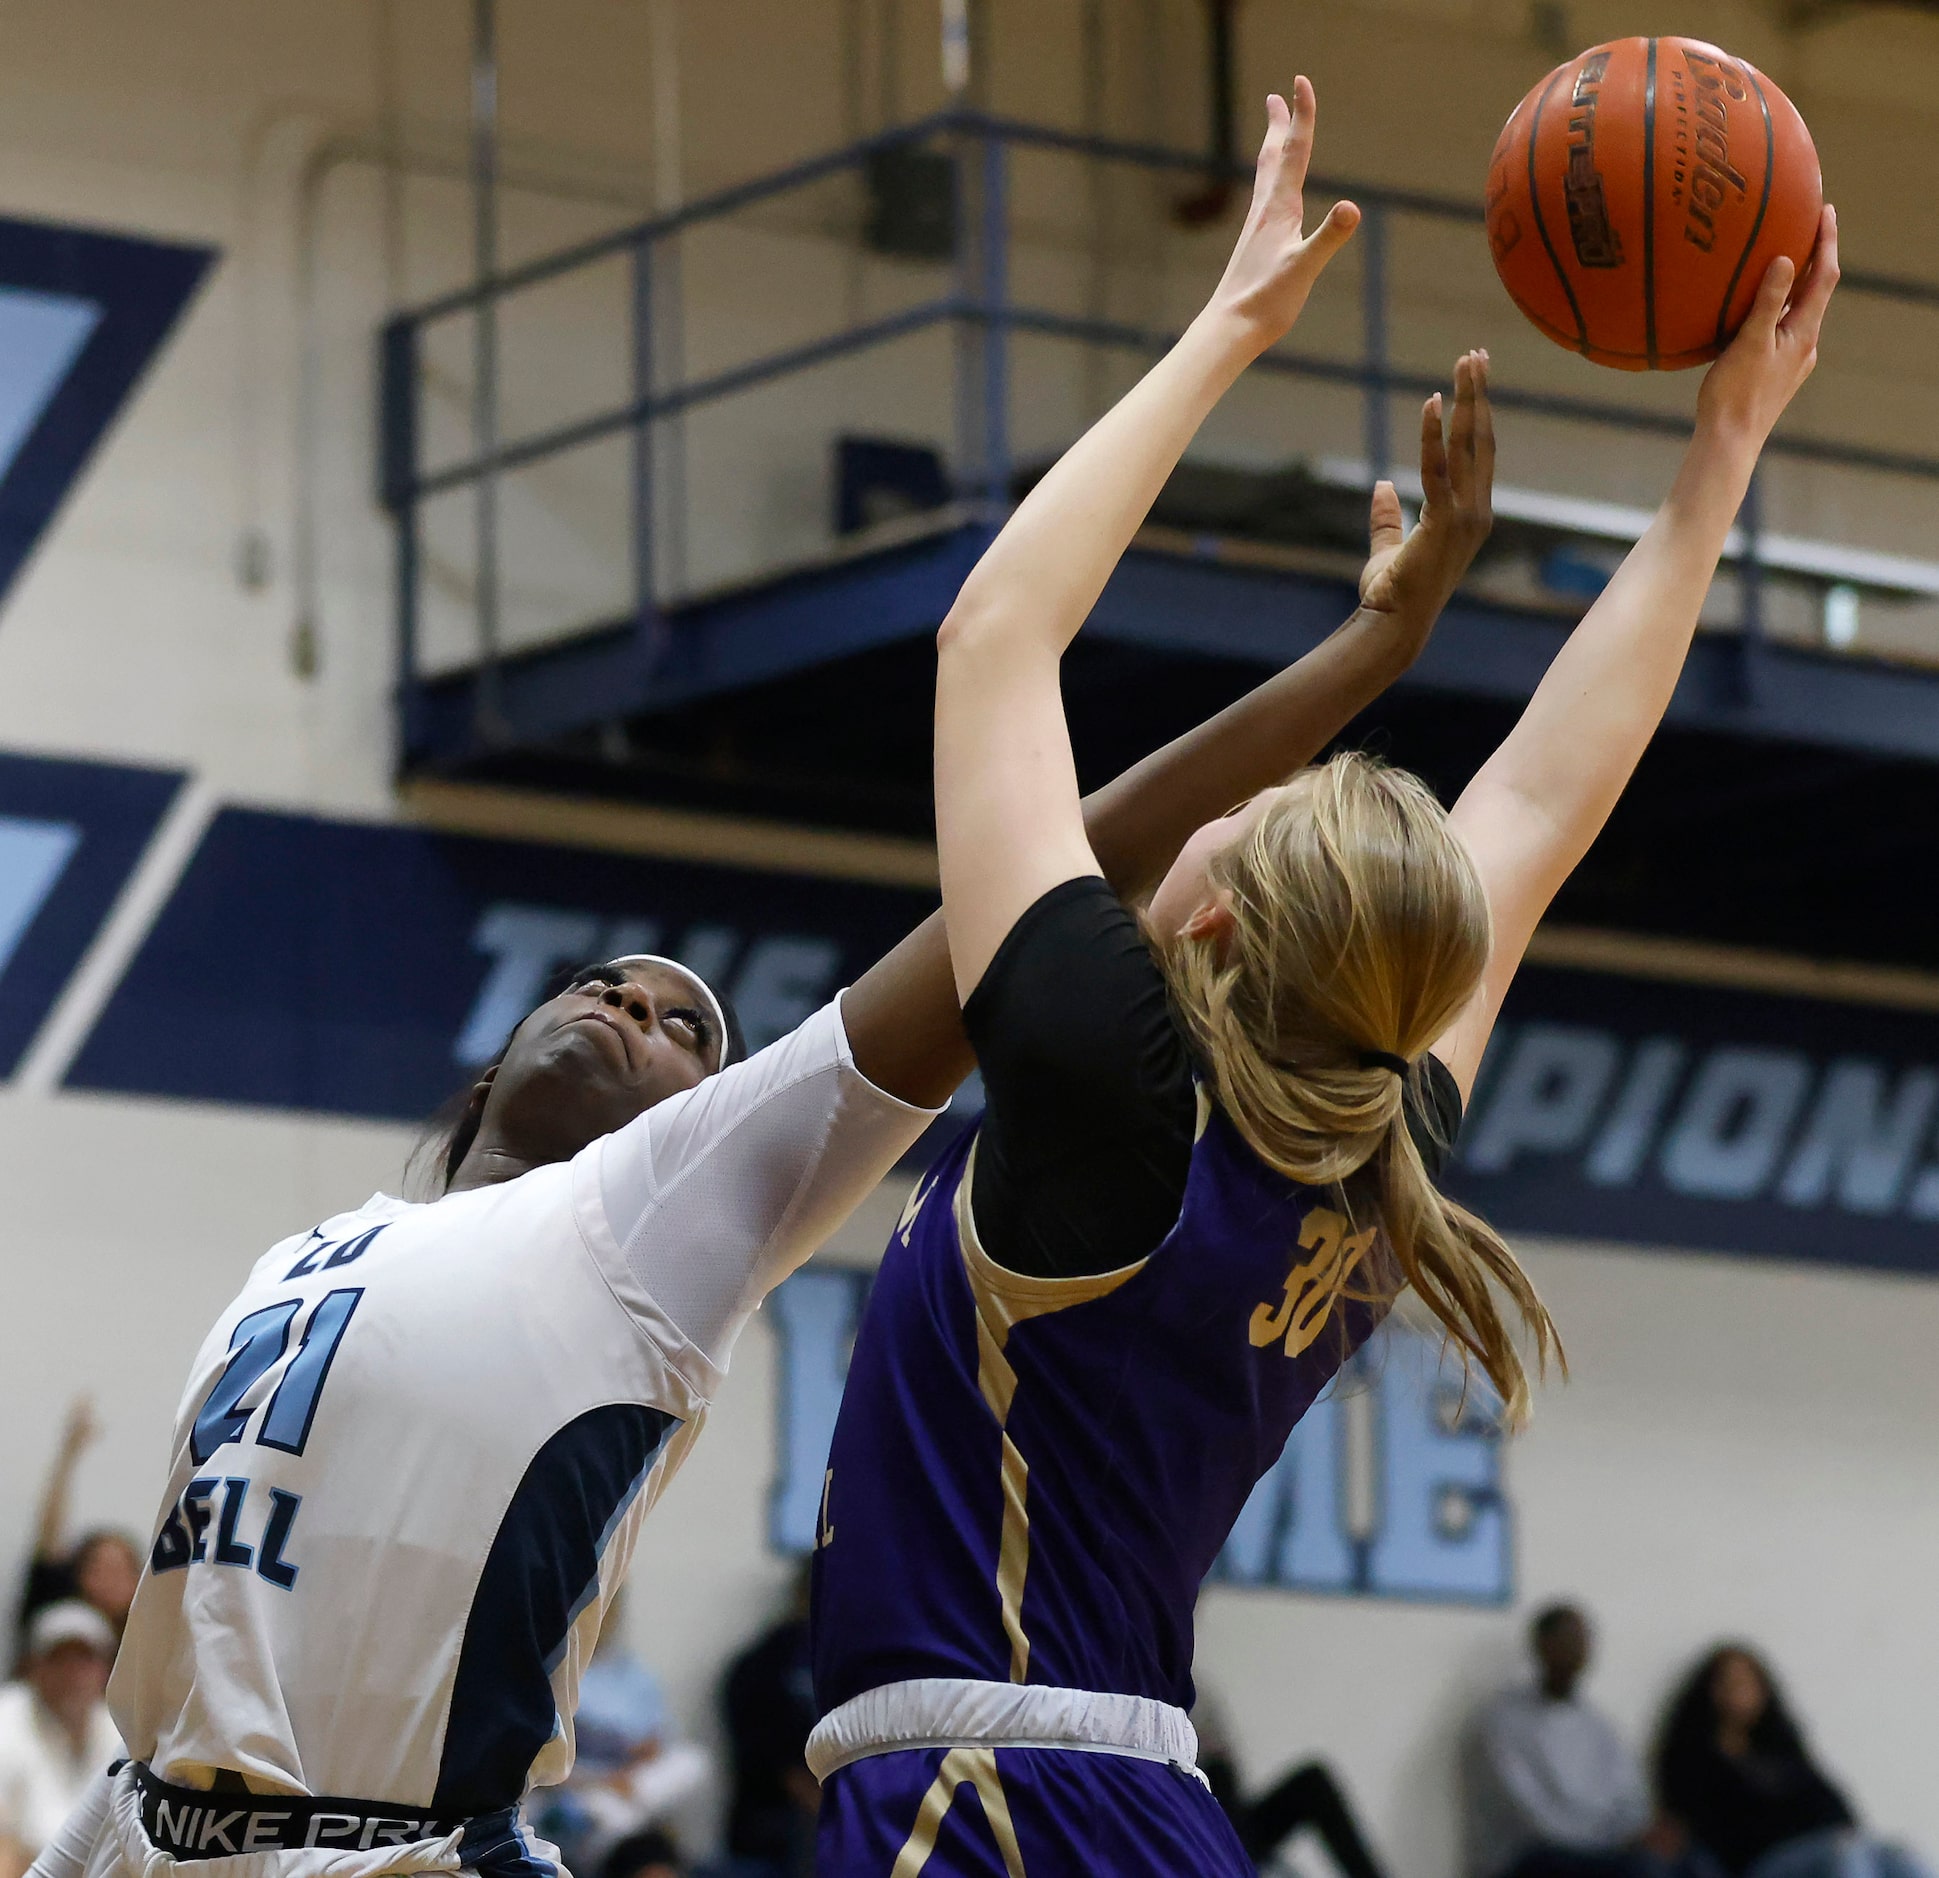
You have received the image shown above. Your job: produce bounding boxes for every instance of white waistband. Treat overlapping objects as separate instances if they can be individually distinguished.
[805,1678,1200,1782]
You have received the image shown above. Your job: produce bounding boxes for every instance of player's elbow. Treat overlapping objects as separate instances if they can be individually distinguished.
[935,588,1016,663]
[934,603,975,661]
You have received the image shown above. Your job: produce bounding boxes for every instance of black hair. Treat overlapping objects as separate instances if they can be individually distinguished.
[401,1043,509,1200]
[1656,1643,1810,1768]
[600,1830,682,1878]
[407,957,744,1197]
[1531,1602,1587,1645]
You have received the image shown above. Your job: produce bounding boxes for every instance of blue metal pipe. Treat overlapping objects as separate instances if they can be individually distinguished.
[989,304,1939,482]
[981,132,1010,506]
[630,234,655,639]
[1361,203,1390,484]
[412,297,964,498]
[405,111,964,324]
[396,106,1936,329]
[377,316,423,766]
[408,294,1939,502]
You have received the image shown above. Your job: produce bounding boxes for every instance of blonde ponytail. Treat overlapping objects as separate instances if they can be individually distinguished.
[1158,752,1561,1424]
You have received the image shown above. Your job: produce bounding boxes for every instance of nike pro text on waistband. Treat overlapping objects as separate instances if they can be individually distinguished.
[134,1764,472,1860]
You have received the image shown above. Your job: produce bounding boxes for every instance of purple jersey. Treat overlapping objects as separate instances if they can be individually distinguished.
[811,1095,1386,1718]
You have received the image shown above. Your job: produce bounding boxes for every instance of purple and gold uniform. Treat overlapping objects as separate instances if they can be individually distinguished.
[809,1105,1389,1875]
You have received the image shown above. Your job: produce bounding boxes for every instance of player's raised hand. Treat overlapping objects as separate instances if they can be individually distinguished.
[1209,81,1360,351]
[1358,350,1496,628]
[1697,204,1839,442]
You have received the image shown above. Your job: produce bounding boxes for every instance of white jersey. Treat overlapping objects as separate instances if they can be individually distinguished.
[105,996,935,1821]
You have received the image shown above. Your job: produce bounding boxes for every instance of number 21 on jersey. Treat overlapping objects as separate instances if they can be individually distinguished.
[150,1229,380,1589]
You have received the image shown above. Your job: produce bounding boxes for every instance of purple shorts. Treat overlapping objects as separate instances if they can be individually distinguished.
[816,1745,1251,1877]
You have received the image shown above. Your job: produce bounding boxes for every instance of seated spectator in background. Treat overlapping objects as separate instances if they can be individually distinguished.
[15,1399,141,1664]
[531,1594,708,1877]
[0,1602,123,1878]
[1196,1679,1391,1878]
[721,1569,815,1878]
[1468,1603,1677,1878]
[1655,1645,1931,1878]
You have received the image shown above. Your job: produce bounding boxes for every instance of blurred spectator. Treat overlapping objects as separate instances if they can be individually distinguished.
[1468,1603,1685,1878]
[600,1828,684,1878]
[721,1569,815,1878]
[0,1602,123,1878]
[16,1399,141,1662]
[1655,1645,1931,1878]
[532,1596,707,1877]
[1195,1682,1390,1878]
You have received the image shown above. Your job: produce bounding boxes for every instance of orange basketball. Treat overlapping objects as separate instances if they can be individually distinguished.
[1485,38,1822,370]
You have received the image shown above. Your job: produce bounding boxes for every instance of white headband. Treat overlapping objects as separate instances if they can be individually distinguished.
[606,954,733,1067]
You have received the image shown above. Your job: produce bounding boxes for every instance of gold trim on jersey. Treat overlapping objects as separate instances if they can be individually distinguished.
[890,1747,1028,1878]
[953,1138,1150,1685]
[996,1435,1031,1680]
[954,1141,1153,1323]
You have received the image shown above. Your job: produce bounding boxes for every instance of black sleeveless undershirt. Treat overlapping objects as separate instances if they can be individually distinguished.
[961,875,1464,1280]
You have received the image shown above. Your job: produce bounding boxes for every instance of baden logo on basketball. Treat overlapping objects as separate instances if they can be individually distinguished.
[1679,47,1751,254]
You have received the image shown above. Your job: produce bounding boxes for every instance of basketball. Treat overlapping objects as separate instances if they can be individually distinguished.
[1485,38,1823,369]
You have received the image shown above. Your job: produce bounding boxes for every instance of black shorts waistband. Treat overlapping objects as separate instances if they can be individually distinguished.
[133,1764,488,1862]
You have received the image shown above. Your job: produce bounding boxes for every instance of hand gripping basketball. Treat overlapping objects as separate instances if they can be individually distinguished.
[1696,204,1839,442]
[1210,80,1362,351]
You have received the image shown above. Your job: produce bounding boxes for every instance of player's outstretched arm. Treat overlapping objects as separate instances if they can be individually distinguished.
[931,80,1360,1003]
[1432,206,1840,1100]
[843,367,1492,1108]
[841,82,1408,1102]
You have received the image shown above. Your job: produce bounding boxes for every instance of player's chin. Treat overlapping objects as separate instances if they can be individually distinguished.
[532,1019,641,1089]
[529,1034,706,1135]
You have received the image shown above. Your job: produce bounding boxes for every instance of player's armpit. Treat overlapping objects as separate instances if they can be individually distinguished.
[595,997,940,1364]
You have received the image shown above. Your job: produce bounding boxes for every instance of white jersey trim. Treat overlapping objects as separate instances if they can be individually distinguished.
[805,1678,1202,1782]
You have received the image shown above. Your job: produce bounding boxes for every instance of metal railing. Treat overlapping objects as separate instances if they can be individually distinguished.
[379,108,1939,762]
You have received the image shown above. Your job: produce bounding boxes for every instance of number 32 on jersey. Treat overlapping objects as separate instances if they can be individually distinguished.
[1249,1208,1375,1360]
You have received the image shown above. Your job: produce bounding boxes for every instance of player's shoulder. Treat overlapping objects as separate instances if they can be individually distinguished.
[245,1192,423,1289]
[588,994,861,1189]
[692,995,855,1108]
